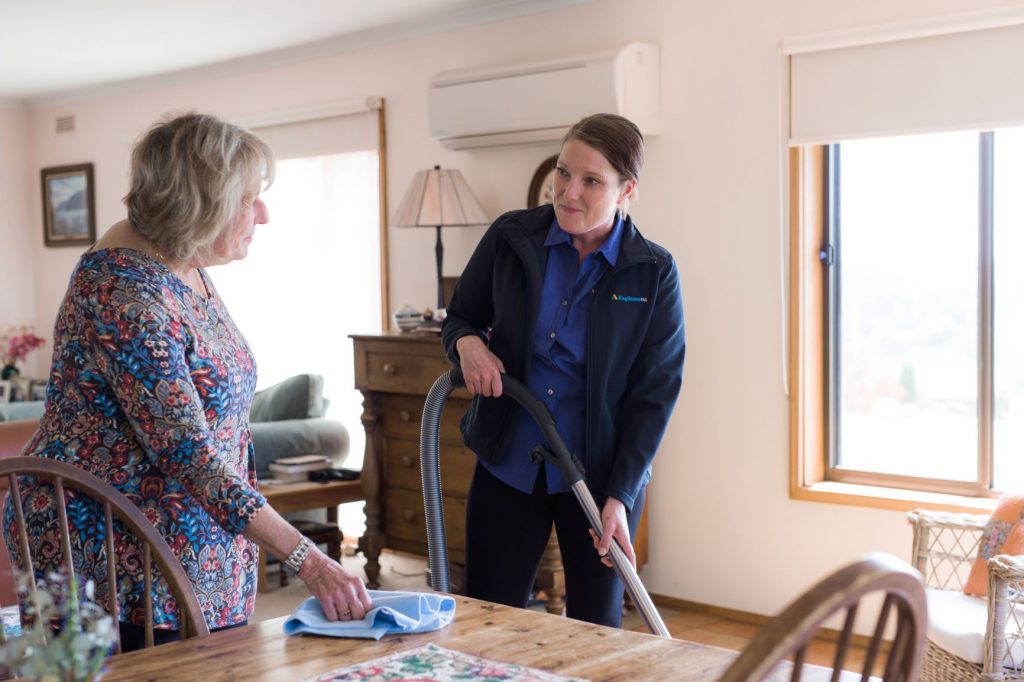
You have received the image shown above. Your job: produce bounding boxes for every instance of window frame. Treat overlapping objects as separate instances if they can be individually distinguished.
[788,145,998,514]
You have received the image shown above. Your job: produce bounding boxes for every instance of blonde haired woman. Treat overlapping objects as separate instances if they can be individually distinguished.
[5,112,370,650]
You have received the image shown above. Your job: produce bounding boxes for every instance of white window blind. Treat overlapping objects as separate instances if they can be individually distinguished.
[252,105,379,160]
[786,15,1024,145]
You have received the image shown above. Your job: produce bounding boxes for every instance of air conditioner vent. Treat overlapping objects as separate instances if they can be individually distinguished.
[56,115,75,133]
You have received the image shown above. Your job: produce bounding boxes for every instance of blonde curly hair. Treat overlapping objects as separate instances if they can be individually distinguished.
[124,112,274,262]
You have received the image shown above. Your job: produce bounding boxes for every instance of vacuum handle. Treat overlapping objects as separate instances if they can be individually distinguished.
[572,480,671,637]
[444,367,669,637]
[449,369,584,485]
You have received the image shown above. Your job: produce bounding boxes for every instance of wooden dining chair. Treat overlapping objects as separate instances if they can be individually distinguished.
[718,553,927,682]
[0,455,210,652]
[0,419,37,606]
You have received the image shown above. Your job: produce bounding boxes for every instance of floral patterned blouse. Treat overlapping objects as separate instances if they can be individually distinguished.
[3,248,267,630]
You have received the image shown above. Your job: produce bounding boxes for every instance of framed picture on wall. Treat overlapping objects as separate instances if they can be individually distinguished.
[41,163,96,247]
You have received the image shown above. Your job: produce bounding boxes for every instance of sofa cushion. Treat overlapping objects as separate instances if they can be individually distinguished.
[250,418,349,474]
[927,587,1024,668]
[0,420,37,462]
[249,374,326,423]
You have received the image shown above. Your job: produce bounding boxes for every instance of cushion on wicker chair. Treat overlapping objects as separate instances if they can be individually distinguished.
[927,587,1024,668]
[964,492,1024,597]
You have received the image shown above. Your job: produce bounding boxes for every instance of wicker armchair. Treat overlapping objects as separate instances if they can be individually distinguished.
[908,509,1024,680]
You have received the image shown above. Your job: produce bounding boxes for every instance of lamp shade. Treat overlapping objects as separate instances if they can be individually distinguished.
[392,165,489,311]
[392,165,489,228]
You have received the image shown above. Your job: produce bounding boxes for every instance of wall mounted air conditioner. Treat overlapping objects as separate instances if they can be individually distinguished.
[429,43,660,150]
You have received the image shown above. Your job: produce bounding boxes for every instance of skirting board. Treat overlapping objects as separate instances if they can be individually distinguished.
[649,593,892,653]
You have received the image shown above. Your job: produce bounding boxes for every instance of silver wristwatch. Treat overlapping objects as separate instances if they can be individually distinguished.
[283,536,316,577]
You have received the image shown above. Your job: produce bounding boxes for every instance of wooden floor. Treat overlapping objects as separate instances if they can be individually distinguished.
[621,603,881,677]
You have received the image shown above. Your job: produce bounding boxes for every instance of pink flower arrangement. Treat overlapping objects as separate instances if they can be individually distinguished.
[1,324,46,368]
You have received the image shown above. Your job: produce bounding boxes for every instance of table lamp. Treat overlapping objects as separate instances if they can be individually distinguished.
[392,165,489,309]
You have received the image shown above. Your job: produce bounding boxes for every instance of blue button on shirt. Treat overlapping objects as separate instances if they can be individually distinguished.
[482,215,623,494]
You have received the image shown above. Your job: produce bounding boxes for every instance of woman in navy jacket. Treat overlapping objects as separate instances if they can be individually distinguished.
[442,113,685,627]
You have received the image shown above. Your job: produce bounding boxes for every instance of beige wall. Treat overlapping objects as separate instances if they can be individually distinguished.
[5,0,1016,619]
[0,103,36,334]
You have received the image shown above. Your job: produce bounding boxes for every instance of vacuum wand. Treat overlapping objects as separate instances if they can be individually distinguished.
[420,368,670,638]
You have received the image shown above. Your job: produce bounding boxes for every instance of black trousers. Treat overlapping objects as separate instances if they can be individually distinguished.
[464,462,646,628]
[118,619,247,652]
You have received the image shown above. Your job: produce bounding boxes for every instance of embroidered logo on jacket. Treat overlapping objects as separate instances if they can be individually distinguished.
[612,293,648,303]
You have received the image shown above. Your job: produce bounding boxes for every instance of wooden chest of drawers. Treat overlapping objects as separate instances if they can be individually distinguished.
[352,333,646,609]
[352,333,473,590]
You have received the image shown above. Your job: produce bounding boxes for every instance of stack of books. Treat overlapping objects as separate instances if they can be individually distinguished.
[267,455,332,484]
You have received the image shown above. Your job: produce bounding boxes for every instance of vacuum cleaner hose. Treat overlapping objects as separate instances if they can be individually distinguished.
[420,367,670,638]
[420,368,460,594]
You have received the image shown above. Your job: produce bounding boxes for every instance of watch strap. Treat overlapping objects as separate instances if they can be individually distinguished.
[283,536,316,576]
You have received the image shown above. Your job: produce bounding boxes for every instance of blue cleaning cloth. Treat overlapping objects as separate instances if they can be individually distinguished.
[283,590,456,640]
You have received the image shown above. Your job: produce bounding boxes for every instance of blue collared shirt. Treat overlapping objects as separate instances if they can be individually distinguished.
[482,215,623,494]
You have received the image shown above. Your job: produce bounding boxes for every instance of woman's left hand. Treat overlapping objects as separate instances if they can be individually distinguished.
[588,497,635,569]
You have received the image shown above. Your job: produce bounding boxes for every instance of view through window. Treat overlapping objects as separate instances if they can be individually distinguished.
[829,128,1024,492]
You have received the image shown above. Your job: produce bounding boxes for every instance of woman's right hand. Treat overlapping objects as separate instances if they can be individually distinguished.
[298,549,373,621]
[456,335,505,397]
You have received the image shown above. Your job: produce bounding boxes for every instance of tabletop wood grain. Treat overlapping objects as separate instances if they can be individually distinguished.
[103,597,725,681]
[103,596,826,681]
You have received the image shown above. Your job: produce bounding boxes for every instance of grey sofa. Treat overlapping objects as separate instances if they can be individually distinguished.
[0,401,46,423]
[0,374,349,475]
[249,373,349,474]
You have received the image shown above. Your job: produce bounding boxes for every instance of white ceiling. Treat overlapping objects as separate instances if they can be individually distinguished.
[1,0,588,103]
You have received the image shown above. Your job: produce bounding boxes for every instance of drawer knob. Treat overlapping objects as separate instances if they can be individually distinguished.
[401,455,416,468]
[400,409,414,422]
[383,363,397,376]
[402,508,416,522]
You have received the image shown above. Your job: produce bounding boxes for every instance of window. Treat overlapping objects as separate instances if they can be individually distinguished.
[210,150,382,536]
[207,103,388,535]
[783,13,1024,510]
[791,127,1024,504]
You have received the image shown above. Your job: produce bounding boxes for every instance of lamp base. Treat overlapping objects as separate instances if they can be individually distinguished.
[434,225,445,310]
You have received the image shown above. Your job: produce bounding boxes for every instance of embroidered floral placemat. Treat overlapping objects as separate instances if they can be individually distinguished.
[302,643,588,682]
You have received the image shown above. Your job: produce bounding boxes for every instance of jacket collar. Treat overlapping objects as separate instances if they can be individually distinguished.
[499,205,657,268]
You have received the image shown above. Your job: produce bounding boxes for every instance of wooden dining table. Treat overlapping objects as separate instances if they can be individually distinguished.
[103,595,838,681]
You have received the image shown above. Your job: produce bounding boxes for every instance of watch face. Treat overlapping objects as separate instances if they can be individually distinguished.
[528,155,559,208]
